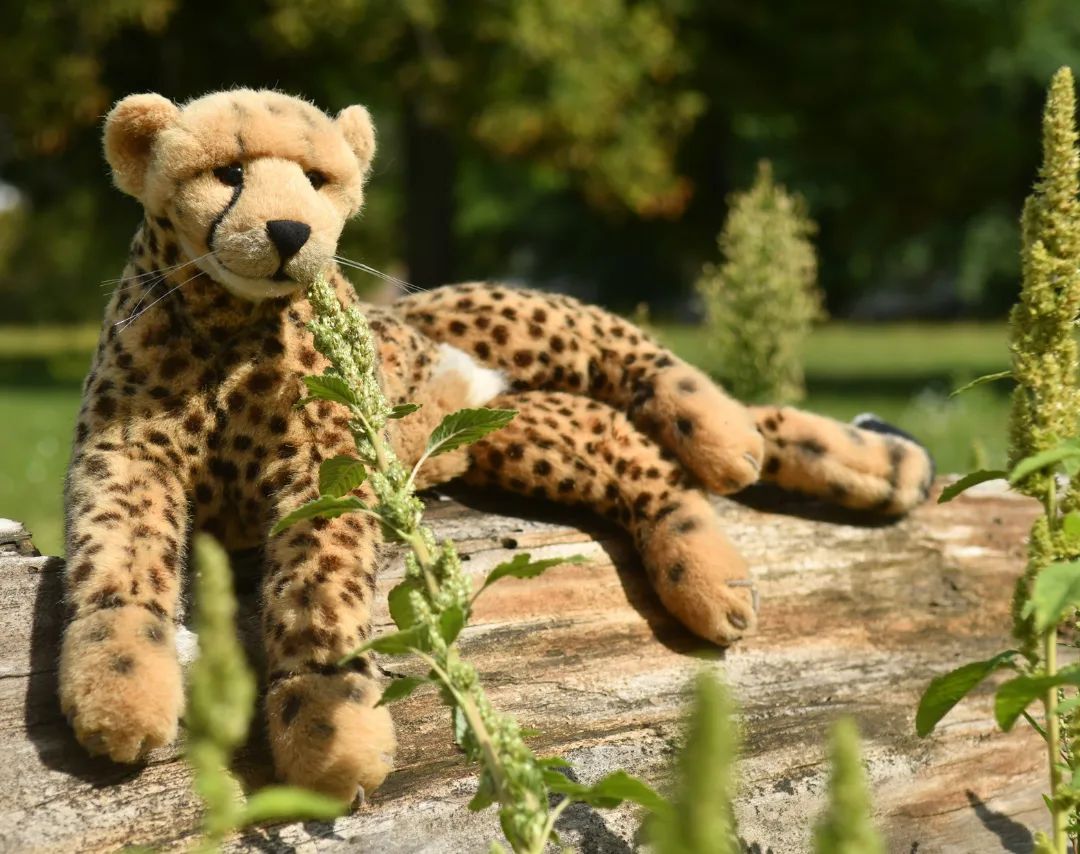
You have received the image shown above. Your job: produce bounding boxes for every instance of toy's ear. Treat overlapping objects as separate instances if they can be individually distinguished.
[335,105,376,176]
[103,94,180,199]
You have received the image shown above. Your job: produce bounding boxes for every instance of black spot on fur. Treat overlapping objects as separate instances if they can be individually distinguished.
[281,694,303,726]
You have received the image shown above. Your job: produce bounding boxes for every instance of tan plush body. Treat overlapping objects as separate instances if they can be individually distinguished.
[61,89,933,802]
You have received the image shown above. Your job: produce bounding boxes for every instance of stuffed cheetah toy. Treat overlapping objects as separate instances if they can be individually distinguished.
[61,89,934,803]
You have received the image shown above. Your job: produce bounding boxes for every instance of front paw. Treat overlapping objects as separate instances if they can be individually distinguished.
[642,493,758,645]
[267,671,396,804]
[59,607,183,762]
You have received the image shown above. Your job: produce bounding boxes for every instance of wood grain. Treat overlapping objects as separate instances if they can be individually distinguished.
[0,482,1047,853]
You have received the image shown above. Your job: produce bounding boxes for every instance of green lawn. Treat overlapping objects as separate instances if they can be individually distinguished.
[0,321,1011,557]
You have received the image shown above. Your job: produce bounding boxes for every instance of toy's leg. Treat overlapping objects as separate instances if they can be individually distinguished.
[460,391,756,645]
[263,481,395,803]
[59,446,189,762]
[398,284,764,496]
[749,406,935,514]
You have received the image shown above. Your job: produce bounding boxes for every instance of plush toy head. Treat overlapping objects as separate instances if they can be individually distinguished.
[103,89,376,301]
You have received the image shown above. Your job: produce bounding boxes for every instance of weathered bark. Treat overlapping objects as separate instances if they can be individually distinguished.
[0,482,1047,853]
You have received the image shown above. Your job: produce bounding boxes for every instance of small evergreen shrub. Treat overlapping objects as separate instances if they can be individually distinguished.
[695,160,823,404]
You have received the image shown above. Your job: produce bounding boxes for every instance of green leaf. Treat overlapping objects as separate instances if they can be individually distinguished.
[937,470,1007,504]
[468,770,498,812]
[377,676,428,707]
[1009,440,1080,484]
[579,771,671,815]
[425,408,517,458]
[916,650,1020,736]
[239,785,347,826]
[387,581,422,630]
[389,403,422,419]
[271,494,368,535]
[439,604,466,645]
[299,373,359,408]
[949,371,1012,398]
[995,664,1080,730]
[1063,512,1080,539]
[453,705,469,747]
[342,625,428,660]
[537,756,572,769]
[543,770,671,816]
[1057,695,1080,716]
[1025,560,1080,633]
[318,455,367,498]
[478,553,588,596]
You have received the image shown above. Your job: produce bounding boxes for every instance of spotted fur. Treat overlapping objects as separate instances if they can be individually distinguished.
[60,89,934,803]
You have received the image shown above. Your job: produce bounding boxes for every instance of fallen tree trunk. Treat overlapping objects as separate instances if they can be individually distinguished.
[0,482,1046,853]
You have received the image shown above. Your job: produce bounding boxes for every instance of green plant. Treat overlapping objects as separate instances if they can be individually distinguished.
[281,273,892,852]
[813,719,884,854]
[644,671,740,854]
[276,274,666,853]
[186,535,346,853]
[695,160,823,404]
[918,66,1080,854]
[644,670,882,854]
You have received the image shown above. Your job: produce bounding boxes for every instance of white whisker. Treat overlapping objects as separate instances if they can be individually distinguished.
[114,265,207,330]
[333,255,425,295]
[101,252,214,292]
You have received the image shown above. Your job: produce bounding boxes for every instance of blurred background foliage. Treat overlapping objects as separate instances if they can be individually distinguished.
[4,0,1080,321]
[1,0,1078,552]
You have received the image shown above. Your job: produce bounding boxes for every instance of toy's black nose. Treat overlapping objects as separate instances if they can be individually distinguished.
[266,219,311,260]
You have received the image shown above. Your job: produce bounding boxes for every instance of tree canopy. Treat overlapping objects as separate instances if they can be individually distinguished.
[2,0,1078,322]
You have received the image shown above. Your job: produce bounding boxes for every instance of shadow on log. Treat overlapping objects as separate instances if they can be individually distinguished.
[0,483,1046,853]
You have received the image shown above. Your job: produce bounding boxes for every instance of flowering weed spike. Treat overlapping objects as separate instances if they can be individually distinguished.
[1008,66,1080,486]
[186,535,345,851]
[1007,65,1080,854]
[914,68,1080,854]
[294,273,663,853]
[646,670,741,854]
[812,718,884,854]
[187,534,256,847]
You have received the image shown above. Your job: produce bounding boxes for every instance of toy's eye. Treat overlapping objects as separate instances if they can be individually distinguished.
[213,163,244,187]
[305,170,327,190]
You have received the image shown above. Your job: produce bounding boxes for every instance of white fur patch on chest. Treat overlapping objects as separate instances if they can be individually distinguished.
[431,343,508,406]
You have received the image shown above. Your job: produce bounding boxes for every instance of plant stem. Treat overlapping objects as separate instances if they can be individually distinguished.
[533,798,572,854]
[1046,627,1066,852]
[1043,473,1067,853]
[416,651,515,824]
